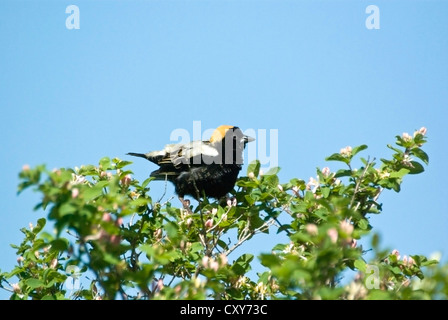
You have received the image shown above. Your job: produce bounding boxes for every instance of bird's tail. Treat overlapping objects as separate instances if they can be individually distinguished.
[127,152,148,159]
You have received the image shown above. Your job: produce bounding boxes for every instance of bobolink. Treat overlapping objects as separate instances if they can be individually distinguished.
[128,125,254,201]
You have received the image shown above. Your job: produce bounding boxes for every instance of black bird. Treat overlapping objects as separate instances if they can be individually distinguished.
[128,125,255,201]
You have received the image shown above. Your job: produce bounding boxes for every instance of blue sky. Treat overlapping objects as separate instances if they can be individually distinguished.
[1,1,447,298]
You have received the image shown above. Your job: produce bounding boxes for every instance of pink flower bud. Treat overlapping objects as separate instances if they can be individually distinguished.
[22,164,30,171]
[100,171,107,178]
[210,260,219,272]
[205,219,213,229]
[29,222,33,231]
[12,283,21,294]
[116,217,123,226]
[327,228,338,244]
[340,220,354,235]
[17,256,24,264]
[322,167,331,178]
[107,172,113,179]
[340,146,352,157]
[392,249,400,260]
[305,224,318,236]
[248,172,255,179]
[121,174,132,186]
[201,256,209,268]
[110,235,121,246]
[71,188,79,199]
[407,256,415,266]
[350,239,357,248]
[402,132,412,142]
[220,253,228,266]
[402,255,408,265]
[102,213,112,222]
[418,127,427,136]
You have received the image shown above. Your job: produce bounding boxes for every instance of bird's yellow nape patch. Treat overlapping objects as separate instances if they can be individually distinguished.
[210,125,234,143]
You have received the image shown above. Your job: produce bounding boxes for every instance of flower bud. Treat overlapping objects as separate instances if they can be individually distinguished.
[418,127,427,136]
[340,146,352,157]
[407,256,415,266]
[277,184,284,192]
[210,260,219,272]
[350,239,357,248]
[201,256,209,268]
[22,164,30,171]
[391,249,400,260]
[402,132,412,142]
[402,255,408,265]
[29,222,33,231]
[34,251,40,259]
[71,188,79,199]
[121,174,132,186]
[322,167,331,178]
[102,213,112,222]
[211,208,218,216]
[219,253,228,266]
[100,171,107,178]
[259,169,264,177]
[305,224,318,236]
[116,217,123,226]
[110,235,121,246]
[186,218,193,227]
[205,219,213,229]
[17,256,24,264]
[327,228,338,244]
[248,172,255,179]
[12,283,21,294]
[340,220,354,235]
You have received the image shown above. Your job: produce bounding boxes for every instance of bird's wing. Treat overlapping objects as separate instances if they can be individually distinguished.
[155,141,219,168]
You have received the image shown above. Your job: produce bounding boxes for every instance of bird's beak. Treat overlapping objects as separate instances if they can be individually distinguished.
[242,135,255,144]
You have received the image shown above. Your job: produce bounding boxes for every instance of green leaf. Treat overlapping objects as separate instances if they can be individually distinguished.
[59,203,77,217]
[321,187,330,198]
[326,153,349,164]
[335,169,352,178]
[50,239,69,252]
[231,254,254,276]
[25,278,44,289]
[142,177,154,189]
[247,160,260,177]
[389,168,410,179]
[264,166,280,176]
[354,259,367,272]
[412,148,429,165]
[33,218,46,234]
[99,157,112,170]
[407,161,425,174]
[352,144,368,157]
